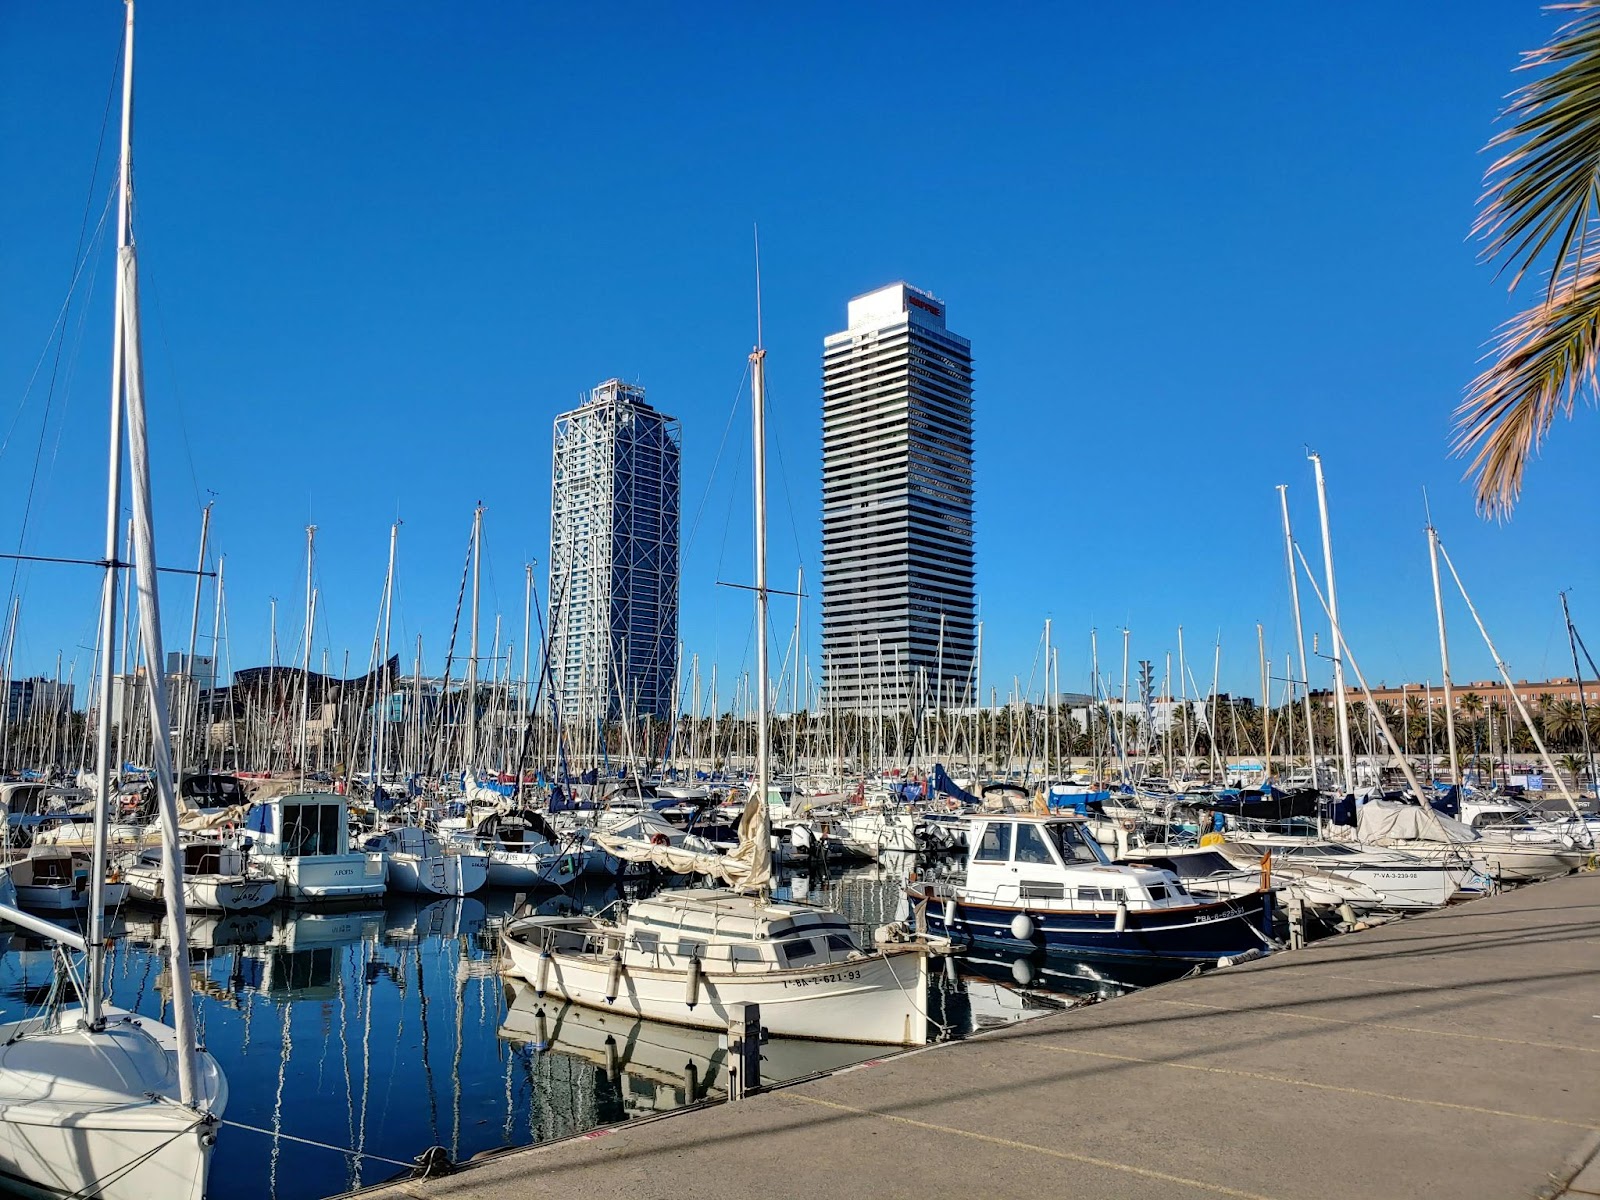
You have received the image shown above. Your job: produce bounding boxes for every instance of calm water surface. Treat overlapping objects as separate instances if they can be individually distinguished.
[0,862,1187,1200]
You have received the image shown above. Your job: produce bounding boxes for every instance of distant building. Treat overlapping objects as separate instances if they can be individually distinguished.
[165,652,217,694]
[821,283,975,713]
[1314,675,1600,710]
[547,379,681,723]
[6,676,73,724]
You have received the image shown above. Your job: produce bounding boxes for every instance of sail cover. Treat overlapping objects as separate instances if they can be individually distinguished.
[720,784,772,893]
[595,784,772,891]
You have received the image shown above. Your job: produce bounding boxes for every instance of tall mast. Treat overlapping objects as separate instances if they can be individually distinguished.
[376,521,399,780]
[1308,452,1355,794]
[751,342,771,834]
[85,0,139,1029]
[1560,592,1598,798]
[1277,485,1317,781]
[176,500,211,778]
[466,504,483,769]
[298,524,316,782]
[1427,521,1460,789]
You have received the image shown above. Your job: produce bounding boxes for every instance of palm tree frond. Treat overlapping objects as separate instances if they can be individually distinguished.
[1475,2,1600,300]
[1454,252,1600,516]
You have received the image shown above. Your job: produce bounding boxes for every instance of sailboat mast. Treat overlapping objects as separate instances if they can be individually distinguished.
[751,345,770,821]
[467,504,483,769]
[85,0,139,1030]
[1308,452,1355,794]
[1427,522,1460,788]
[376,521,399,780]
[1276,485,1317,780]
[298,525,316,781]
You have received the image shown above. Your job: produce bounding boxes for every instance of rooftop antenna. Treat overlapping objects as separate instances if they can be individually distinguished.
[753,223,764,351]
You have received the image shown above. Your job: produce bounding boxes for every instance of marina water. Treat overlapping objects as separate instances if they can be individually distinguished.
[0,863,1188,1200]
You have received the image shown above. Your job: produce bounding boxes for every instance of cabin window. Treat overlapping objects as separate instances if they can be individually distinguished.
[1051,824,1100,864]
[1147,884,1168,901]
[825,933,857,953]
[781,938,819,965]
[675,937,705,959]
[632,930,659,954]
[730,945,765,965]
[282,803,343,856]
[1013,824,1058,866]
[974,823,1012,862]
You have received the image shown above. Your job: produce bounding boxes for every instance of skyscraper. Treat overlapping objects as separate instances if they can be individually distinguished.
[821,283,976,714]
[547,379,681,724]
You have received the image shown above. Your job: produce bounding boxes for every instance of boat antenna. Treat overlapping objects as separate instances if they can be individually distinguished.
[753,223,764,351]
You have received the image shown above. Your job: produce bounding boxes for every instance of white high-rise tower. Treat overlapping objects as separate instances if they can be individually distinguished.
[821,283,975,714]
[548,380,681,725]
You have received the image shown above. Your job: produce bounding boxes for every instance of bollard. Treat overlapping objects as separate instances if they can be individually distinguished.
[727,1002,762,1101]
[1286,892,1306,951]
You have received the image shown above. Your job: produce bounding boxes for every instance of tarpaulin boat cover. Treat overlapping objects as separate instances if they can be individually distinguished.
[1354,799,1479,845]
[930,765,978,805]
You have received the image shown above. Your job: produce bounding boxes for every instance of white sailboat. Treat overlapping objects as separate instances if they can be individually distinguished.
[500,322,936,1046]
[0,7,228,1196]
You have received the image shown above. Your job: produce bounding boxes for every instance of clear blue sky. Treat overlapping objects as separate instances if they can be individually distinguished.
[1,1,1593,711]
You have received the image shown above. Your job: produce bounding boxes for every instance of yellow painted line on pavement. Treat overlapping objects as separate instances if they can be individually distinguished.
[785,1093,1285,1200]
[1154,998,1600,1054]
[1039,1045,1600,1130]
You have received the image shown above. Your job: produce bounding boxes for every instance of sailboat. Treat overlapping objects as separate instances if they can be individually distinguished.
[499,325,937,1046]
[0,6,228,1196]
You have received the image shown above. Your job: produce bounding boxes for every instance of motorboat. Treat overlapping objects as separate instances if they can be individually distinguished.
[119,839,278,911]
[909,812,1274,962]
[10,849,130,912]
[455,809,581,889]
[241,791,387,903]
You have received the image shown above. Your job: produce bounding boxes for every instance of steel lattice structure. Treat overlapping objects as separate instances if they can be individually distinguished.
[548,380,681,726]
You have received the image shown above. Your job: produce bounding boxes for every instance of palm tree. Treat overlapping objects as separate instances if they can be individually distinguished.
[1458,3,1600,516]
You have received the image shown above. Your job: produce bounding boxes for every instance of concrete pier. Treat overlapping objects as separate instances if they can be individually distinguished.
[347,872,1600,1200]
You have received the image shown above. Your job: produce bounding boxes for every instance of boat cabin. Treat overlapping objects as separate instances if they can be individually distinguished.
[538,888,866,975]
[244,793,353,858]
[962,814,1200,911]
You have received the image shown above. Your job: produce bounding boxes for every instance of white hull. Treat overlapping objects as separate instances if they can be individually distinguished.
[501,929,929,1046]
[122,866,277,912]
[386,852,489,897]
[0,1008,225,1200]
[835,812,919,859]
[485,850,580,889]
[255,852,387,902]
[14,882,129,912]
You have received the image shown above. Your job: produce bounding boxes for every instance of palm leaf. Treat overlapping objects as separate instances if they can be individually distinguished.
[1462,2,1600,515]
[1454,250,1600,516]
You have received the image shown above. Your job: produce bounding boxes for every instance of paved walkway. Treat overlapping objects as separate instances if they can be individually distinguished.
[347,872,1600,1200]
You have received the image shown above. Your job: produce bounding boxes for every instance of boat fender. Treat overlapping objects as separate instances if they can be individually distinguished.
[605,952,625,1003]
[534,947,552,997]
[1199,831,1225,847]
[1009,913,1035,941]
[1114,901,1128,933]
[533,1007,549,1052]
[604,1034,620,1083]
[943,953,959,985]
[685,954,702,1009]
[942,899,958,929]
[1011,956,1035,987]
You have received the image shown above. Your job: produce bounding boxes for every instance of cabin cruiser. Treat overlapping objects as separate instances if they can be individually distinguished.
[120,839,279,911]
[10,848,130,911]
[500,887,933,1045]
[909,813,1273,962]
[241,791,387,903]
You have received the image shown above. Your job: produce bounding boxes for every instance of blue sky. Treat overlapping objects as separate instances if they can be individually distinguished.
[1,1,1593,710]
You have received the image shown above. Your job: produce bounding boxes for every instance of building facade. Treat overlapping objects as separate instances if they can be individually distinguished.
[821,283,976,713]
[548,379,681,724]
[6,676,73,725]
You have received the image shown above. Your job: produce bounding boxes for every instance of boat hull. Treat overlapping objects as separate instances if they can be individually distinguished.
[0,1008,225,1200]
[913,886,1274,963]
[255,852,387,903]
[123,868,277,911]
[386,852,489,897]
[500,931,930,1046]
[14,882,129,912]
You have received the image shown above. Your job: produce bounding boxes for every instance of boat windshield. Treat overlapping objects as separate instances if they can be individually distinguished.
[1050,823,1100,864]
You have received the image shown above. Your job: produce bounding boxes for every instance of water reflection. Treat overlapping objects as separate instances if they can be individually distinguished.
[0,864,1191,1200]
